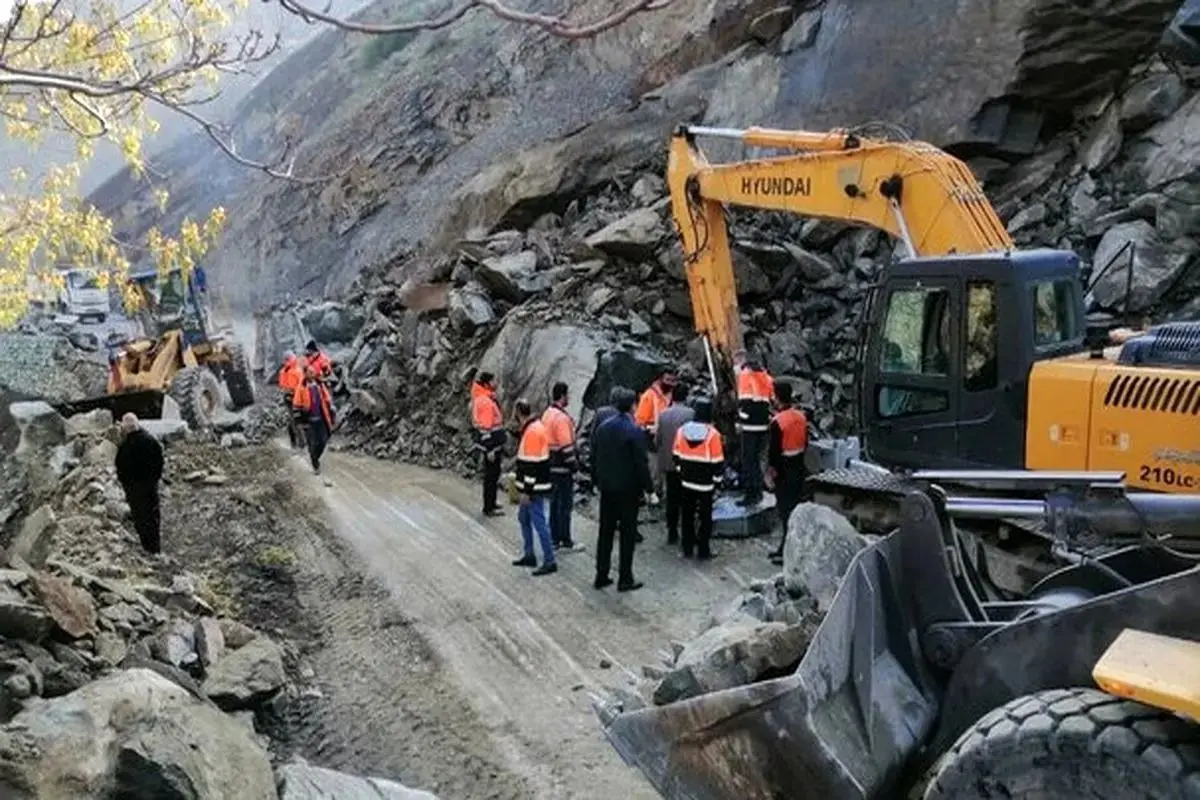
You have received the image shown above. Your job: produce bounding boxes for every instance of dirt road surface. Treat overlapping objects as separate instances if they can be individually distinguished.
[293,448,779,799]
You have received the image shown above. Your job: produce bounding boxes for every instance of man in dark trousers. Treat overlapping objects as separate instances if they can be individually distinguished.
[590,386,652,592]
[672,396,725,560]
[115,413,165,554]
[541,381,579,551]
[655,382,693,545]
[470,371,506,517]
[293,367,336,475]
[734,351,774,507]
[766,382,810,565]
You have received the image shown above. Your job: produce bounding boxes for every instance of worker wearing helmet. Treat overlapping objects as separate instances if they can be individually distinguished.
[277,352,305,449]
[672,395,725,560]
[293,365,336,475]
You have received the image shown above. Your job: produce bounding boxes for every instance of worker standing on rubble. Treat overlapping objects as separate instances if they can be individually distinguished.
[471,371,506,517]
[277,352,305,449]
[115,413,165,555]
[734,350,774,507]
[293,367,336,475]
[766,382,809,565]
[672,396,724,560]
[542,382,580,551]
[591,387,652,592]
[655,382,694,545]
[511,398,558,576]
[635,368,677,515]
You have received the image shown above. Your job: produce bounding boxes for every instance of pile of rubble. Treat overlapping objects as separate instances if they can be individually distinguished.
[0,400,436,799]
[254,54,1200,479]
[598,503,865,715]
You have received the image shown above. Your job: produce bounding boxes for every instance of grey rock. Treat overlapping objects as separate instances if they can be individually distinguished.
[94,632,129,666]
[0,668,276,799]
[277,762,440,800]
[783,503,868,610]
[475,250,540,303]
[301,302,365,345]
[652,619,811,705]
[160,394,182,421]
[1128,92,1200,187]
[747,6,793,43]
[628,312,652,337]
[1082,103,1123,172]
[218,618,258,649]
[13,506,57,569]
[203,636,286,710]
[1155,179,1200,239]
[732,249,772,297]
[585,287,618,315]
[447,287,495,334]
[10,401,66,456]
[1091,220,1196,312]
[140,419,188,442]
[477,319,604,422]
[1119,71,1186,132]
[0,584,52,642]
[154,619,198,668]
[194,618,226,668]
[65,408,113,437]
[82,438,118,465]
[1006,202,1047,233]
[585,208,666,260]
[220,432,249,449]
[1068,175,1101,226]
[630,174,665,206]
[779,9,821,53]
[782,243,835,282]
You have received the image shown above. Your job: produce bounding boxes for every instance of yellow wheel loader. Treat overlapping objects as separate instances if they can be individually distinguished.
[54,266,255,430]
[601,472,1200,799]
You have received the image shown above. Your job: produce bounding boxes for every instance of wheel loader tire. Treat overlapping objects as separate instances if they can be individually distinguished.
[922,687,1200,800]
[223,342,256,408]
[170,366,224,429]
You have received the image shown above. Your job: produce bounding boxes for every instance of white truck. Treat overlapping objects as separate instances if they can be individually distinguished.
[57,268,111,322]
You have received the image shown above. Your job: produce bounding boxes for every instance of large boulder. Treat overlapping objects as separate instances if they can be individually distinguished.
[277,762,440,800]
[9,402,65,456]
[203,636,287,710]
[0,334,107,404]
[0,668,276,799]
[1125,92,1200,188]
[477,318,604,420]
[701,0,1179,155]
[1090,220,1198,312]
[301,302,366,345]
[783,503,868,611]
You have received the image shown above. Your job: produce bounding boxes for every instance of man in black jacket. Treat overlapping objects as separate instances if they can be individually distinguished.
[589,386,652,592]
[115,413,165,554]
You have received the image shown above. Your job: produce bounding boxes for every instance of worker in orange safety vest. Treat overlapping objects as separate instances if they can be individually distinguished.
[634,368,677,515]
[470,371,506,517]
[277,352,305,449]
[672,395,725,560]
[541,381,580,551]
[733,349,774,507]
[766,381,809,565]
[304,340,333,381]
[292,367,336,475]
[512,398,557,576]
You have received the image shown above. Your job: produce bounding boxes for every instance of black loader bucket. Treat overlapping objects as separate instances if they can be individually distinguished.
[52,389,165,422]
[599,534,942,800]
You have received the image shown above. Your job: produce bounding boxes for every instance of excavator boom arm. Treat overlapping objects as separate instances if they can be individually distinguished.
[667,125,1014,360]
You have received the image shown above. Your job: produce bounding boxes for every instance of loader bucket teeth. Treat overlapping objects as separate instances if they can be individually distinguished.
[598,536,941,800]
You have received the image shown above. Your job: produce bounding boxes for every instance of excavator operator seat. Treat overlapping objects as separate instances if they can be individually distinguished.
[858,248,1086,472]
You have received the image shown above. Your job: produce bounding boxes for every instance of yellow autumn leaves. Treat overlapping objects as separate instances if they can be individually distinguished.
[0,0,244,328]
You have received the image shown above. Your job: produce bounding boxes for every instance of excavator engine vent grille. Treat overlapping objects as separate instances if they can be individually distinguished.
[1116,321,1200,369]
[1102,373,1200,415]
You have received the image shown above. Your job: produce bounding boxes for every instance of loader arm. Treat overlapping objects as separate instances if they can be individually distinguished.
[667,125,1015,360]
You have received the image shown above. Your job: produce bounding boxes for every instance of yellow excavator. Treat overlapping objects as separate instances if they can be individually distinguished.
[594,125,1200,800]
[667,124,1199,495]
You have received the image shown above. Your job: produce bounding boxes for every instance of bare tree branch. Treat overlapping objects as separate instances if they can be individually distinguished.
[270,0,676,38]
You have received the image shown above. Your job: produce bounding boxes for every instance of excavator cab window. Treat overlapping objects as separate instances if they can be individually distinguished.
[965,281,999,392]
[1031,278,1082,350]
[876,286,952,418]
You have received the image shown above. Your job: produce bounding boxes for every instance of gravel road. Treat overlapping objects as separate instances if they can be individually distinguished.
[291,448,781,799]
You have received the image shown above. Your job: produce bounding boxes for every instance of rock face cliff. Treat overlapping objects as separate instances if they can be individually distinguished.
[93,0,1190,311]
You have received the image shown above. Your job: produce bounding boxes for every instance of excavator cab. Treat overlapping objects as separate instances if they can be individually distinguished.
[858,249,1087,470]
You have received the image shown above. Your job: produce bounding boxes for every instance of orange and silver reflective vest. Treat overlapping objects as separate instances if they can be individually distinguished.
[293,380,335,428]
[769,406,808,475]
[672,421,725,492]
[516,419,552,494]
[278,357,303,394]
[736,368,774,433]
[541,403,576,474]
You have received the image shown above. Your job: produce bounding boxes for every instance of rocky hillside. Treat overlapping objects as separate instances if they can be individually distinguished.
[95,0,1197,310]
